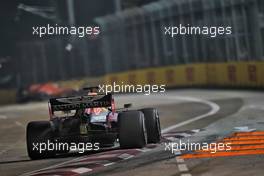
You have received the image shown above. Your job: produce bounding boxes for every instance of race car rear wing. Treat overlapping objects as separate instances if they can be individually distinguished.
[49,93,112,112]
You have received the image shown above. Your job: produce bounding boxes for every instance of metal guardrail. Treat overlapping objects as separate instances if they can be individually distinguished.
[95,0,264,74]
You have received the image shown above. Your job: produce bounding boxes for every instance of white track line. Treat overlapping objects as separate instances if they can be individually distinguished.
[178,164,189,172]
[22,155,91,176]
[175,152,192,176]
[104,162,115,166]
[176,156,184,163]
[0,115,7,119]
[181,174,192,176]
[162,96,220,133]
[71,167,92,174]
[15,121,24,127]
[0,150,7,155]
[163,96,219,176]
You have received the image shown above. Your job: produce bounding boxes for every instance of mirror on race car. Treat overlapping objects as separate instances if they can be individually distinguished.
[124,103,132,109]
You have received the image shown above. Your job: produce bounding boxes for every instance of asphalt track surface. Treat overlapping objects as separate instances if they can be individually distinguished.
[1,89,264,176]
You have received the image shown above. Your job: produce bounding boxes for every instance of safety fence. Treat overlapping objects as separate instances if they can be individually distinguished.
[95,0,264,74]
[12,0,264,88]
[3,0,264,104]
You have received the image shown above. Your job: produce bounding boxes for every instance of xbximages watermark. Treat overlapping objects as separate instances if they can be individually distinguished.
[32,24,100,38]
[165,140,231,154]
[32,140,100,154]
[98,82,166,95]
[164,24,232,38]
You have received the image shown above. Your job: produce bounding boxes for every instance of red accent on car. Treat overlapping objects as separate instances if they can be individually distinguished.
[29,83,73,96]
[111,98,116,114]
[48,102,53,119]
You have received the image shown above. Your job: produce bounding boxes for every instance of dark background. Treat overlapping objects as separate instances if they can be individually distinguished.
[0,0,157,88]
[0,0,263,88]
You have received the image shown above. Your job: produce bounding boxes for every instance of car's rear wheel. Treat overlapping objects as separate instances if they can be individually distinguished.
[141,108,161,143]
[118,111,147,148]
[26,121,56,159]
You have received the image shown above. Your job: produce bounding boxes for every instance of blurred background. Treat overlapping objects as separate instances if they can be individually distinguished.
[0,0,156,88]
[0,0,264,104]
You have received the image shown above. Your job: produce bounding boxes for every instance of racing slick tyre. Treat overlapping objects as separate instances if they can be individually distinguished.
[141,108,161,144]
[26,121,56,160]
[118,111,147,149]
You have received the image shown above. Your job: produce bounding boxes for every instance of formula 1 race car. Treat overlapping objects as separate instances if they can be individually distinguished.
[26,87,161,159]
[17,83,75,103]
